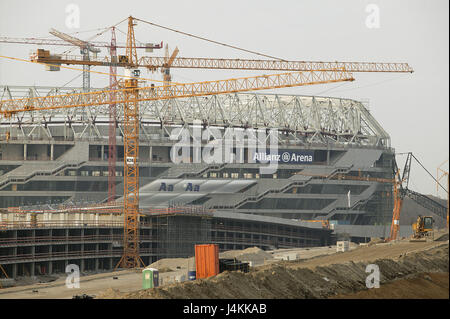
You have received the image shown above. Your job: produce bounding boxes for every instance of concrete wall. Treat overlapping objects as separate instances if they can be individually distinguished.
[0,144,23,161]
[334,224,413,239]
[27,144,49,161]
[139,146,151,162]
[58,142,88,162]
[152,146,170,162]
[53,145,70,160]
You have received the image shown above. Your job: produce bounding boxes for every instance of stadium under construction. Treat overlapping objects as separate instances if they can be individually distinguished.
[0,86,414,278]
[0,15,447,281]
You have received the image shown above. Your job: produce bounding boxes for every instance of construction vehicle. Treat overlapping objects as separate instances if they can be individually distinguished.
[410,215,434,242]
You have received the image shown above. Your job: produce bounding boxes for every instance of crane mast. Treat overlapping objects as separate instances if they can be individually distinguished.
[108,27,118,203]
[117,16,144,268]
[119,72,142,268]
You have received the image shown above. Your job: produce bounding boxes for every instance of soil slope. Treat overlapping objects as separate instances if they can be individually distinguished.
[113,242,448,299]
[332,272,448,299]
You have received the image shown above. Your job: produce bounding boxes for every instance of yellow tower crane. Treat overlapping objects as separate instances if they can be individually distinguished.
[0,15,415,268]
[0,69,355,269]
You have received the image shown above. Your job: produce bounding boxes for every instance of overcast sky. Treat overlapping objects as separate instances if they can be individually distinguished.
[0,0,448,197]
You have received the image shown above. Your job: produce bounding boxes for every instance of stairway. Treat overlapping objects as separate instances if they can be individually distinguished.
[207,166,353,210]
[0,142,89,190]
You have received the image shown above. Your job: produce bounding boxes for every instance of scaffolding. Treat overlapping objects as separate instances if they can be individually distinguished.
[145,206,213,258]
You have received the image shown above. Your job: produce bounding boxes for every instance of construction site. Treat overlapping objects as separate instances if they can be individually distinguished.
[0,2,448,302]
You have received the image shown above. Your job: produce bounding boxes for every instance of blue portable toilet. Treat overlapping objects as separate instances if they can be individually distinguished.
[188,270,196,281]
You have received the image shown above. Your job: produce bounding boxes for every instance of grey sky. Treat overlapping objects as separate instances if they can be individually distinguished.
[0,0,448,197]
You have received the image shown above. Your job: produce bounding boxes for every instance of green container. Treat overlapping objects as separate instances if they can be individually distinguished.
[142,268,159,289]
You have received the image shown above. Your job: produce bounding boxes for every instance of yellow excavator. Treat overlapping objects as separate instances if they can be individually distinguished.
[410,215,434,242]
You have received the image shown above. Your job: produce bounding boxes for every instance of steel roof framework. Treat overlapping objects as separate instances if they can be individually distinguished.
[0,87,389,147]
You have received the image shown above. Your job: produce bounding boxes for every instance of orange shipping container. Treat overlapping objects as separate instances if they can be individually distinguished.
[195,244,219,279]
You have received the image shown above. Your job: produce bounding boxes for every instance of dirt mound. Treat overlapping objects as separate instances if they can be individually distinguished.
[11,274,60,287]
[368,238,385,246]
[434,233,449,241]
[117,243,448,299]
[220,246,273,265]
[95,288,123,299]
[148,257,195,272]
[156,267,173,273]
[332,272,448,299]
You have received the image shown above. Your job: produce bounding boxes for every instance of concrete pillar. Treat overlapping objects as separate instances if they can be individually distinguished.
[24,143,27,161]
[101,145,104,161]
[45,261,51,275]
[48,244,53,274]
[65,229,69,264]
[31,230,36,256]
[80,228,85,271]
[30,239,36,277]
[50,144,54,161]
[326,149,330,165]
[80,257,85,272]
[12,246,17,277]
[12,264,18,279]
[63,228,69,271]
[95,257,99,271]
[30,263,35,277]
[95,240,99,271]
[149,146,153,163]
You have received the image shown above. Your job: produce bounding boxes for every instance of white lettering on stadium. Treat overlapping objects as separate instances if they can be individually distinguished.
[253,152,313,163]
[290,154,313,162]
[252,153,280,162]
